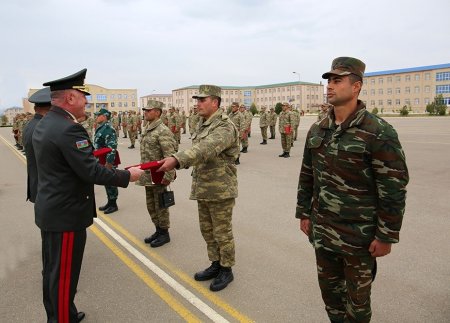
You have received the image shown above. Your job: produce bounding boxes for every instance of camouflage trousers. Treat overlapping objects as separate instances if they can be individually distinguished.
[260,126,268,140]
[270,125,276,138]
[105,185,118,201]
[128,130,138,145]
[241,135,248,148]
[315,248,375,323]
[197,198,235,267]
[281,133,292,152]
[293,125,299,141]
[145,186,170,229]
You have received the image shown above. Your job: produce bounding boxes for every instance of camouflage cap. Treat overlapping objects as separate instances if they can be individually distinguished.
[192,84,221,99]
[94,108,111,119]
[322,57,366,79]
[143,100,164,111]
[231,102,239,107]
[282,102,290,106]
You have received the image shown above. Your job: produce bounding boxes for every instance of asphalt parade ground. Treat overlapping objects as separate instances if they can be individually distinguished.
[0,115,449,322]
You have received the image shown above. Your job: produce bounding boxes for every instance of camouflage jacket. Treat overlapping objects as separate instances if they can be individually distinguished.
[136,119,176,186]
[269,111,277,126]
[291,111,300,127]
[228,111,245,137]
[296,101,409,256]
[188,113,200,132]
[244,111,253,129]
[93,121,117,164]
[278,111,292,133]
[174,108,239,200]
[259,111,269,127]
[168,112,181,133]
[80,118,93,139]
[111,116,120,129]
[121,114,128,127]
[127,114,138,131]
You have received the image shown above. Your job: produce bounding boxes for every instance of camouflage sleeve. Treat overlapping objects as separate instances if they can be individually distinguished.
[371,127,409,243]
[296,130,314,219]
[159,129,177,182]
[174,123,236,168]
[105,128,118,164]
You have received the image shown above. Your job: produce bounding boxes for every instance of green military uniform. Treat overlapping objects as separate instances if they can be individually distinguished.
[137,100,177,247]
[111,113,120,138]
[173,86,239,290]
[269,108,277,139]
[188,109,200,138]
[181,111,187,134]
[291,108,300,141]
[80,113,94,140]
[161,110,169,126]
[127,111,138,148]
[168,109,181,145]
[318,103,333,121]
[93,109,120,212]
[259,107,269,144]
[229,103,245,164]
[278,104,293,157]
[239,106,250,152]
[121,112,128,138]
[296,57,409,323]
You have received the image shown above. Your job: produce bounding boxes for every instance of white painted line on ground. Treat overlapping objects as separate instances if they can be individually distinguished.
[95,218,230,323]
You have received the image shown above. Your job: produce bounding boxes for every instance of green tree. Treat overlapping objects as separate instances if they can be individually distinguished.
[371,107,379,115]
[250,103,258,115]
[400,105,409,116]
[426,94,447,116]
[275,102,283,114]
[1,115,8,126]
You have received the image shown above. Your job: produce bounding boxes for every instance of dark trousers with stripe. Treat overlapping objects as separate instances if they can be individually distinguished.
[41,230,86,323]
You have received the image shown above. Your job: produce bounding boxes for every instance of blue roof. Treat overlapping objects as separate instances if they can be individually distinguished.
[364,63,450,77]
[174,81,321,91]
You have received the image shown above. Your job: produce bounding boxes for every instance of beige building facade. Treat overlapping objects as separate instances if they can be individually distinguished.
[24,84,138,115]
[3,107,24,125]
[360,63,450,113]
[140,94,172,108]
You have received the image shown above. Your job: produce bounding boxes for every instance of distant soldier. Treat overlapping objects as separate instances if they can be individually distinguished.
[136,111,142,137]
[78,112,94,140]
[229,102,245,164]
[278,102,293,158]
[127,110,138,149]
[12,114,21,148]
[181,110,187,134]
[137,100,177,248]
[259,106,269,145]
[188,106,200,138]
[290,107,301,141]
[245,108,253,138]
[17,114,27,150]
[161,109,169,126]
[158,85,239,292]
[269,107,277,139]
[121,111,128,138]
[318,103,333,121]
[239,105,250,153]
[94,108,122,214]
[168,107,181,149]
[111,111,120,138]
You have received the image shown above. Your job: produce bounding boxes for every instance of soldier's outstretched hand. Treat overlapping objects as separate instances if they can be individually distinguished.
[128,166,145,182]
[157,157,178,172]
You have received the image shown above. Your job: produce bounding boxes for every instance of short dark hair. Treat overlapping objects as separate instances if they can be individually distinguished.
[349,74,363,85]
[211,96,221,107]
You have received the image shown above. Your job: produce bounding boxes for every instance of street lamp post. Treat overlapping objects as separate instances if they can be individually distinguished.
[293,72,301,109]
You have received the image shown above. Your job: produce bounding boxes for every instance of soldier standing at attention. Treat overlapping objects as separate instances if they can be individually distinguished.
[188,106,200,138]
[268,107,277,139]
[158,85,239,292]
[296,57,409,323]
[32,69,143,322]
[127,110,138,149]
[239,104,249,153]
[161,109,169,126]
[94,108,121,214]
[121,111,128,138]
[318,103,333,121]
[78,112,94,140]
[137,100,177,248]
[259,106,269,145]
[168,107,181,145]
[228,102,245,164]
[291,106,301,141]
[181,110,187,134]
[278,102,293,158]
[111,111,120,138]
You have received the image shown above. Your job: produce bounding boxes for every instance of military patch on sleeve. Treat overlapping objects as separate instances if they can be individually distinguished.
[76,139,89,149]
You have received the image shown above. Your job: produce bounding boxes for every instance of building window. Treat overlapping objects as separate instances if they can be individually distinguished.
[110,94,115,100]
[436,72,450,81]
[118,102,122,107]
[370,89,375,95]
[96,94,107,101]
[396,88,401,94]
[387,88,392,95]
[415,74,420,81]
[111,102,115,107]
[405,99,410,105]
[370,100,375,106]
[424,98,430,104]
[378,78,383,84]
[414,98,420,105]
[425,73,431,80]
[244,91,252,96]
[395,99,401,105]
[371,79,375,84]
[378,89,383,95]
[118,94,122,99]
[414,86,420,93]
[405,75,411,82]
[362,90,367,95]
[387,77,392,83]
[124,102,128,107]
[124,94,128,99]
[396,76,401,82]
[387,99,392,106]
[405,87,410,94]
[378,100,383,106]
[132,102,135,107]
[436,84,450,94]
[425,86,431,93]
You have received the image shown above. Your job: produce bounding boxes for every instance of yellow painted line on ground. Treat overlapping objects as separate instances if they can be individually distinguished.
[90,225,201,323]
[100,214,254,323]
[0,134,27,162]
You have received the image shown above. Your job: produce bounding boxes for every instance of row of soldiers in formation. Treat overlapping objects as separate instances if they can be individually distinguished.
[12,112,35,150]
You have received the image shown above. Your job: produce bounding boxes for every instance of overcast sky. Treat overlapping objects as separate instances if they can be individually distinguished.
[1,0,449,111]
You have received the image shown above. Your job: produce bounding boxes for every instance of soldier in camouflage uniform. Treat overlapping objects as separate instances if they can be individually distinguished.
[111,111,120,138]
[269,107,277,139]
[94,108,121,214]
[158,85,239,292]
[161,109,169,126]
[229,102,245,164]
[168,107,181,145]
[239,105,250,153]
[259,106,269,145]
[78,112,94,140]
[127,110,138,149]
[121,111,128,138]
[278,102,293,158]
[296,57,409,323]
[181,110,187,134]
[188,106,200,138]
[318,103,333,121]
[136,100,177,248]
[291,107,301,141]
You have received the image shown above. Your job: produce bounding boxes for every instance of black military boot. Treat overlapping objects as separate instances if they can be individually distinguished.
[283,152,290,158]
[144,226,160,244]
[104,200,118,214]
[128,144,135,149]
[241,147,248,153]
[98,200,110,211]
[235,157,240,165]
[210,266,234,292]
[279,152,287,157]
[123,135,127,138]
[194,261,221,281]
[150,229,170,248]
[260,140,267,145]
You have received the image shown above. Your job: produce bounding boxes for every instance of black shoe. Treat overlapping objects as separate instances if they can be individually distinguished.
[194,261,221,281]
[291,143,294,147]
[104,200,118,214]
[123,136,127,138]
[260,140,267,145]
[150,231,170,248]
[210,267,234,292]
[235,158,240,165]
[241,147,248,153]
[128,145,135,149]
[77,311,86,322]
[98,201,110,211]
[279,152,286,157]
[283,153,290,158]
[144,228,160,244]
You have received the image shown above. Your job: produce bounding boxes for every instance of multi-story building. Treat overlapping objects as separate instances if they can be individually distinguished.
[24,84,138,114]
[140,94,173,108]
[3,107,23,125]
[167,81,324,113]
[360,63,450,113]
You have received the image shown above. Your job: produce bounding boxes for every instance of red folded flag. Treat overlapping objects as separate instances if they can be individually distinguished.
[93,147,112,157]
[93,147,121,166]
[125,161,164,184]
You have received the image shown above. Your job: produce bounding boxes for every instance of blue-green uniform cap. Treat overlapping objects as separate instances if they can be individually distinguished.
[94,108,111,119]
